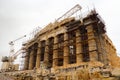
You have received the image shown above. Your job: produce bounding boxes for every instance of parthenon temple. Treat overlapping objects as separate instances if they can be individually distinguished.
[20,8,120,80]
[1,4,120,80]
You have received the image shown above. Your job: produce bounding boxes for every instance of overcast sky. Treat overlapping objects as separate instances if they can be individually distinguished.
[0,0,120,68]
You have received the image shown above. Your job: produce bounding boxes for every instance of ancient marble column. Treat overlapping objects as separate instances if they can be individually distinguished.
[53,36,58,67]
[28,47,34,69]
[76,30,83,64]
[24,50,30,70]
[64,32,69,66]
[86,25,98,61]
[36,42,41,68]
[44,40,49,67]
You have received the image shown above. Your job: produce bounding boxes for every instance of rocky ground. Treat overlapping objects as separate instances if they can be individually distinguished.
[0,68,120,80]
[0,74,15,80]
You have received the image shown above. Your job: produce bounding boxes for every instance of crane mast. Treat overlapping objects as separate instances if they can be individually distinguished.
[1,35,26,72]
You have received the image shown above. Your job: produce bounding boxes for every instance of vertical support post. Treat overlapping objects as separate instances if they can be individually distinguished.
[44,40,49,67]
[28,47,34,69]
[36,42,41,68]
[53,36,58,67]
[64,32,69,66]
[86,25,98,61]
[76,30,82,64]
[24,50,29,70]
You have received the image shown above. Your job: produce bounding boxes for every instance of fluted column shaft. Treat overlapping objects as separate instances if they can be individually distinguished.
[53,36,58,67]
[28,47,34,69]
[64,33,69,66]
[44,40,49,67]
[24,50,30,70]
[76,30,82,64]
[86,25,98,61]
[36,43,41,68]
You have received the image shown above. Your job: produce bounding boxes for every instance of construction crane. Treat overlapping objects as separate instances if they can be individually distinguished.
[11,48,24,61]
[1,35,26,72]
[8,35,26,71]
[9,35,26,56]
[56,4,82,22]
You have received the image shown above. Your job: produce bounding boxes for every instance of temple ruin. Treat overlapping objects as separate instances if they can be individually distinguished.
[20,9,120,80]
[1,4,120,80]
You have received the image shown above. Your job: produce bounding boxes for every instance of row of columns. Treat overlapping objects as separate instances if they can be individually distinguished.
[24,25,98,70]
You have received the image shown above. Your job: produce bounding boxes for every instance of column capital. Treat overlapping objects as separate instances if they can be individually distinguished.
[45,39,49,45]
[38,42,41,48]
[76,29,81,37]
[64,32,69,41]
[86,25,94,32]
[54,36,58,44]
[26,49,29,53]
